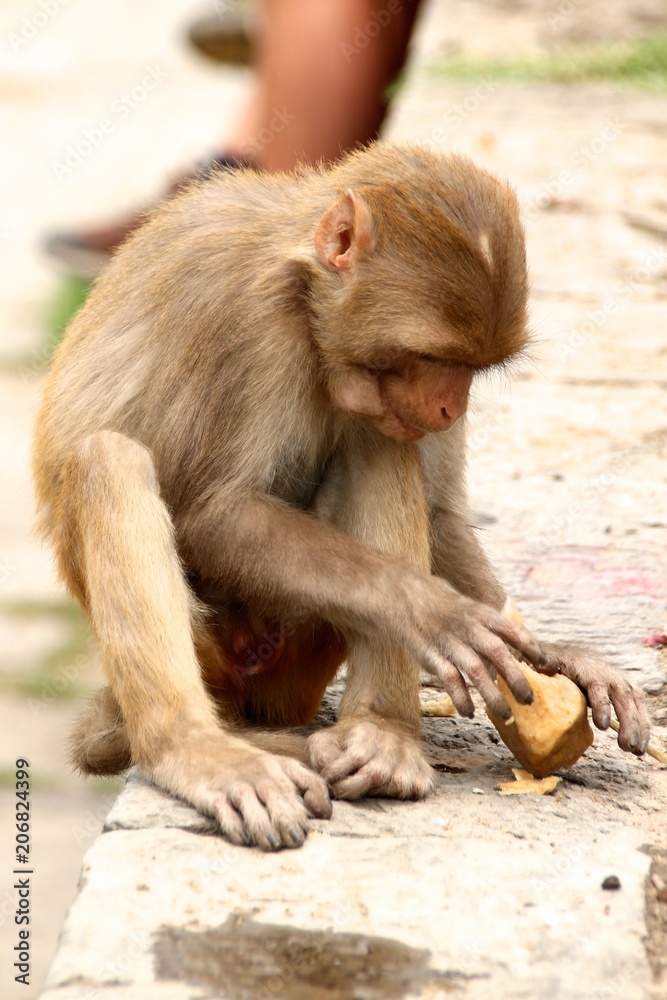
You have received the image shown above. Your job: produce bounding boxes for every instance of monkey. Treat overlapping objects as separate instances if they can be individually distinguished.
[33,144,650,851]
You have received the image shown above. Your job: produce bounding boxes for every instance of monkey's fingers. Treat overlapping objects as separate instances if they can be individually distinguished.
[585,680,613,731]
[442,640,514,721]
[278,758,333,819]
[336,755,434,801]
[468,632,535,707]
[487,614,547,670]
[228,782,308,851]
[608,682,651,756]
[425,655,475,718]
[310,723,434,800]
[330,764,384,800]
[254,782,310,848]
[310,732,373,787]
[213,797,252,848]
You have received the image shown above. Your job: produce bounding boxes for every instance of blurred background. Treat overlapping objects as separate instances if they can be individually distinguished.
[1,0,666,995]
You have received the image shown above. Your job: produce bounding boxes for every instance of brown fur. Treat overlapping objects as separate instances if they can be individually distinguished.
[33,143,646,851]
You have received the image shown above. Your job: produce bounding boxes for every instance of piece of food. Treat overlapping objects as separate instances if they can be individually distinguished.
[420,693,457,717]
[485,600,594,777]
[497,768,561,795]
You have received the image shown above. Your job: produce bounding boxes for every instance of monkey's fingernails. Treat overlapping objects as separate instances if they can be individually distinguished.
[535,658,558,676]
[524,644,547,667]
[639,741,648,756]
[488,695,512,722]
[266,832,280,850]
[288,826,305,846]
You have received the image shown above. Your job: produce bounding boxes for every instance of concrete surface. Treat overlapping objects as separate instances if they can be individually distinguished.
[0,0,666,998]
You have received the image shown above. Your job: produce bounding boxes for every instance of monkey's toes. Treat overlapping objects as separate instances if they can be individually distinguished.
[279,758,332,819]
[224,782,311,851]
[308,723,435,801]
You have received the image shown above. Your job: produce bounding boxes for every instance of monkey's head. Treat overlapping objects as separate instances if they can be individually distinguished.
[311,149,529,442]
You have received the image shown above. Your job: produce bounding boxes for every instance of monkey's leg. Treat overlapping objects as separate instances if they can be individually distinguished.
[308,431,435,800]
[62,430,331,849]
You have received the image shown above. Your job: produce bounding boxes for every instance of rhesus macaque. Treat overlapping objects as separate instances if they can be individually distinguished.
[33,144,650,851]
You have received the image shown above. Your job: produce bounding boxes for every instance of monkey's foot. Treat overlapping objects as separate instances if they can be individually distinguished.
[308,717,435,800]
[148,730,332,851]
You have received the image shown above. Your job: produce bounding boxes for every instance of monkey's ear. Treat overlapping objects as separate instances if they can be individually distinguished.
[314,189,374,272]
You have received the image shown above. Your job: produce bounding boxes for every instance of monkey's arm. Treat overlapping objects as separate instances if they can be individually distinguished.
[420,430,650,753]
[428,507,506,607]
[178,488,543,721]
[427,504,650,752]
[420,427,506,606]
[539,644,650,755]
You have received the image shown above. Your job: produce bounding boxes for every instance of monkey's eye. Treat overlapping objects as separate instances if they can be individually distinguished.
[365,364,401,378]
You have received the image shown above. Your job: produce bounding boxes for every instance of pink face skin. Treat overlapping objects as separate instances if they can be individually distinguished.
[333,357,474,441]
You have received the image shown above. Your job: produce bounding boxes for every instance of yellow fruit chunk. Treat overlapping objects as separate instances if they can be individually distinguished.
[497,768,561,795]
[485,600,594,778]
[420,693,457,717]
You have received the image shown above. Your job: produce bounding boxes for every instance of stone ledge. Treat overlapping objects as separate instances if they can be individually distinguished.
[39,709,663,1000]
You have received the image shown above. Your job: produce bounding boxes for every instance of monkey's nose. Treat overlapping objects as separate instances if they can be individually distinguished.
[439,395,468,425]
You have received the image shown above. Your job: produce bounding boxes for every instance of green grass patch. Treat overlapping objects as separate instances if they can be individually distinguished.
[42,275,91,361]
[4,597,86,624]
[0,768,122,794]
[0,768,60,791]
[429,33,667,89]
[0,275,91,376]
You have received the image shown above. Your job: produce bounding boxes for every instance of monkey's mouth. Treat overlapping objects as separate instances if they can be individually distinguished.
[393,414,428,441]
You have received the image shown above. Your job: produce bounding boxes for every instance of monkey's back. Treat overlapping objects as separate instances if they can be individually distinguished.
[32,166,333,535]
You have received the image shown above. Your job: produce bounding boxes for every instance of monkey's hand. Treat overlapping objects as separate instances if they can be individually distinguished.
[308,717,435,800]
[403,584,551,721]
[540,643,651,757]
[148,729,332,850]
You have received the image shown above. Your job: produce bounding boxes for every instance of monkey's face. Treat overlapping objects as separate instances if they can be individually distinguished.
[332,356,473,441]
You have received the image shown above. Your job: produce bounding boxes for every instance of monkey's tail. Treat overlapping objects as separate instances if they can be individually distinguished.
[69,686,133,777]
[230,727,311,765]
[70,682,313,776]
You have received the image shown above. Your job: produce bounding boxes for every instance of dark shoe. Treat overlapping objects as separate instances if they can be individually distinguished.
[187,8,256,66]
[44,154,248,278]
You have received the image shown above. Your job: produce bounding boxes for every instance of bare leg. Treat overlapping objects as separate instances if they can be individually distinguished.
[228,0,423,169]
